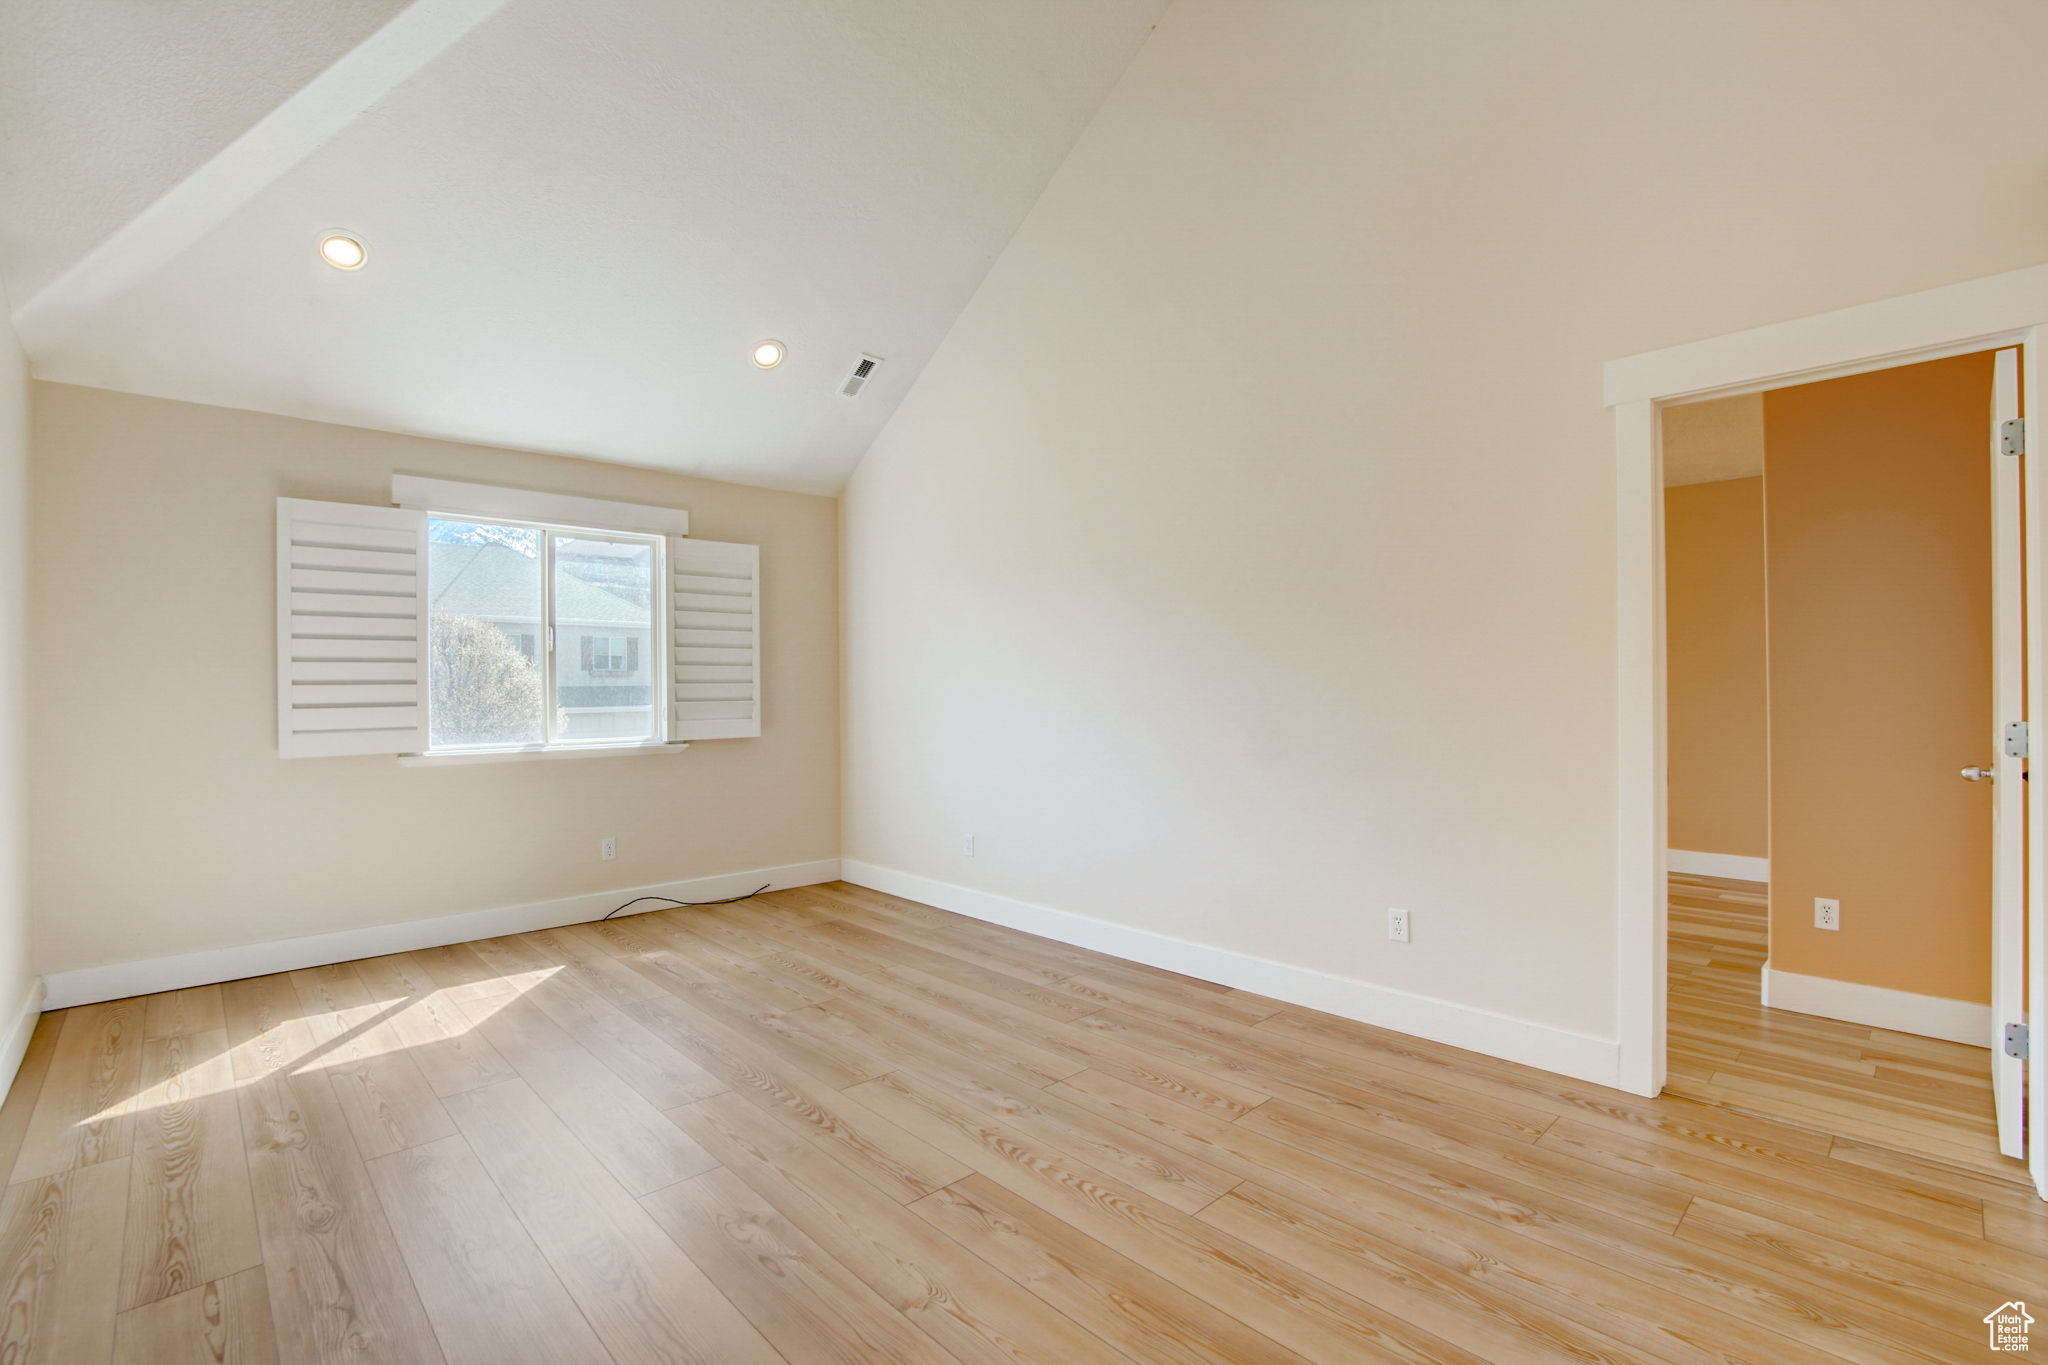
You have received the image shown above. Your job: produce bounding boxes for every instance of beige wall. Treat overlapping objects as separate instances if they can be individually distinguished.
[1765,353,1993,1003]
[29,383,839,976]
[1663,477,1768,859]
[0,307,35,1035]
[841,0,2048,1043]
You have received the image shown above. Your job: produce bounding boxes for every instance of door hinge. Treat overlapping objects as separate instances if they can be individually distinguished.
[2007,721,2030,759]
[2006,1022,2029,1060]
[2002,418,2026,456]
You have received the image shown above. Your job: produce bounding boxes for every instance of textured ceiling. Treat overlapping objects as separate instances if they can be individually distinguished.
[1,0,1165,492]
[0,0,412,303]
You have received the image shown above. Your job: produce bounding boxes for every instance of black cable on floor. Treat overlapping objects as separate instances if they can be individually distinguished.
[599,884,771,921]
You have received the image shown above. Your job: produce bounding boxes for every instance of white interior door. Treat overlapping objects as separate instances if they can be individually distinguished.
[1989,347,2025,1161]
[2027,333,2048,1201]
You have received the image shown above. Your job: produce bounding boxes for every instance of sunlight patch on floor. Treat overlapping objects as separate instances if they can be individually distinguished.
[84,964,561,1123]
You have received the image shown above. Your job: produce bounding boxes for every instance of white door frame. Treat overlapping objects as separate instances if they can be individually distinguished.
[1604,262,2048,1163]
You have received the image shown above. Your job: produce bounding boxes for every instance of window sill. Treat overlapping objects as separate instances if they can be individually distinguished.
[397,742,690,767]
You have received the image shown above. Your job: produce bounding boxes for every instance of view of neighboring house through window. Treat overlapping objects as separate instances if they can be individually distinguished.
[425,518,660,750]
[555,536,656,742]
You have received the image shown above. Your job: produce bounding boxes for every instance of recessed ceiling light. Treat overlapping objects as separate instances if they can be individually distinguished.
[752,339,786,369]
[318,233,367,270]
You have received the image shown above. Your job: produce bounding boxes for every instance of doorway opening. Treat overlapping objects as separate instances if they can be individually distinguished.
[1605,262,2048,1198]
[1661,351,2016,1177]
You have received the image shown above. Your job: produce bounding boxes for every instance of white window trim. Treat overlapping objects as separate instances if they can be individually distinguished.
[392,474,690,538]
[397,741,689,767]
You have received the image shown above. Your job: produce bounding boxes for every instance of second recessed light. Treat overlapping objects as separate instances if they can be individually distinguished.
[318,232,367,270]
[752,339,786,369]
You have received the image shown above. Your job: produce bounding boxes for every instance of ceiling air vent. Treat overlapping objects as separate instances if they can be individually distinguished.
[841,353,883,398]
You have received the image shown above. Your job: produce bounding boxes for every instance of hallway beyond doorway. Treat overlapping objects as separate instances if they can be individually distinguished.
[1667,871,2016,1181]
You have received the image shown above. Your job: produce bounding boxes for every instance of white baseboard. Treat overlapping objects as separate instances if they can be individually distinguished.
[0,978,44,1099]
[41,859,842,1009]
[1667,849,1769,881]
[839,860,1621,1090]
[1762,964,1991,1047]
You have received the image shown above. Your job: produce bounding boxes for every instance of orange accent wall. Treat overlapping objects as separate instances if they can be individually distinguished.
[1765,351,1994,1003]
[1664,477,1769,859]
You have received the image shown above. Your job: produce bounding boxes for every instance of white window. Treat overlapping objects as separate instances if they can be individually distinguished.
[276,479,760,758]
[426,518,659,750]
[586,635,632,673]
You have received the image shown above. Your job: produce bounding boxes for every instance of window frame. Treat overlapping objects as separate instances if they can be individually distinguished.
[422,511,670,758]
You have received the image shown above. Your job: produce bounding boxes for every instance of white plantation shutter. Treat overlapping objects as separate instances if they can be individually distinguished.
[668,536,760,739]
[277,498,429,757]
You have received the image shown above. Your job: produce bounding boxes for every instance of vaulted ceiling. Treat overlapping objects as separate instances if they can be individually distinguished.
[0,0,1164,492]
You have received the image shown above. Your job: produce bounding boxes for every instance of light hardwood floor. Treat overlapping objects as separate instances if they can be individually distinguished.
[1666,870,2016,1178]
[0,879,2044,1362]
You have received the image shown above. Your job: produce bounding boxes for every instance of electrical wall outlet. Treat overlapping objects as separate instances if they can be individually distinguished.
[963,834,976,857]
[600,837,617,862]
[1814,897,1839,931]
[1388,908,1412,943]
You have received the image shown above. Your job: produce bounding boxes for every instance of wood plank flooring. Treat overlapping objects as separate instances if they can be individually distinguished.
[1665,870,2015,1177]
[0,878,2043,1362]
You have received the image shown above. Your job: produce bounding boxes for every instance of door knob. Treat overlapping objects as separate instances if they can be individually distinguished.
[1961,765,1995,781]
